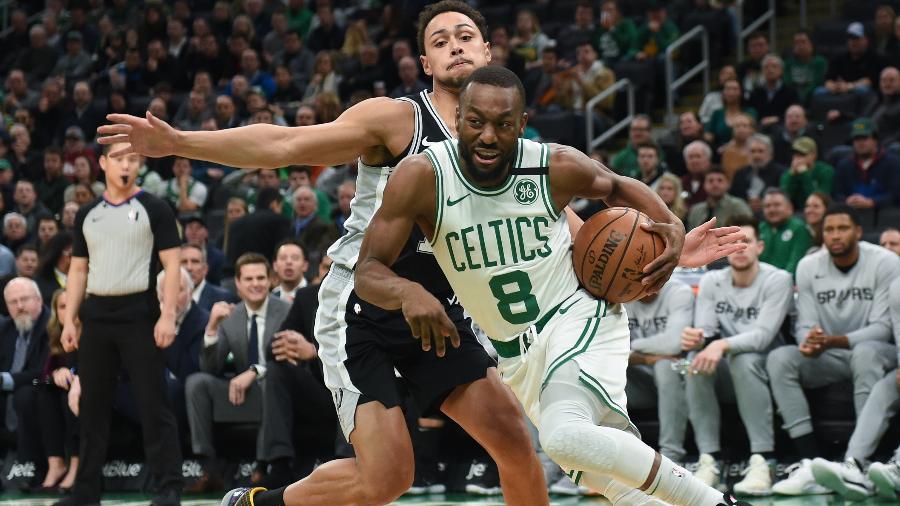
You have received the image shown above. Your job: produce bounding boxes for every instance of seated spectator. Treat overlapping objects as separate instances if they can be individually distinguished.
[60,80,103,146]
[686,167,752,230]
[872,4,897,54]
[182,244,236,312]
[748,54,800,127]
[216,197,248,251]
[36,217,59,253]
[50,31,92,86]
[682,140,713,206]
[277,31,315,88]
[834,118,900,209]
[758,188,812,275]
[784,30,828,102]
[303,51,342,101]
[611,115,655,178]
[174,90,212,132]
[552,42,616,115]
[656,173,688,223]
[225,188,291,276]
[389,56,427,98]
[272,65,305,104]
[240,48,276,99]
[214,95,241,130]
[271,239,309,302]
[37,147,69,216]
[333,180,354,236]
[593,0,638,66]
[525,46,563,110]
[780,137,835,209]
[731,133,787,212]
[510,9,554,70]
[60,127,96,176]
[185,253,291,492]
[63,156,105,205]
[770,105,814,167]
[864,66,900,148]
[635,142,666,190]
[719,113,755,179]
[290,186,338,263]
[803,192,830,253]
[635,3,679,62]
[35,289,79,492]
[556,2,595,62]
[817,23,885,97]
[660,111,705,177]
[16,24,57,85]
[624,279,693,466]
[880,228,900,255]
[769,205,900,495]
[35,232,72,304]
[338,44,385,102]
[489,25,526,78]
[738,32,770,96]
[682,216,792,494]
[144,38,189,92]
[162,157,208,220]
[0,278,49,489]
[3,69,39,112]
[705,79,757,147]
[306,5,344,54]
[700,65,738,124]
[183,217,225,286]
[286,166,331,220]
[136,157,166,198]
[256,265,336,488]
[4,213,31,253]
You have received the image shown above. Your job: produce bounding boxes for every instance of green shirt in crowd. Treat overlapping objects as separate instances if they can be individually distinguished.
[759,216,811,275]
[784,55,828,100]
[611,142,667,180]
[779,160,835,209]
[636,20,680,58]
[594,19,639,64]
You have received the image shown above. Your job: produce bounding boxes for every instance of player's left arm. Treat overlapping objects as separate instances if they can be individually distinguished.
[355,155,461,357]
[548,144,683,292]
[843,257,900,347]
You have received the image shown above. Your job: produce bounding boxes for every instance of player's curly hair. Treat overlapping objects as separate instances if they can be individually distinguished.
[417,0,488,56]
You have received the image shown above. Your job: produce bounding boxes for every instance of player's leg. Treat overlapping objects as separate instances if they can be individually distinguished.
[538,361,733,506]
[440,367,549,506]
[685,357,724,487]
[727,352,774,496]
[849,341,898,414]
[652,359,688,464]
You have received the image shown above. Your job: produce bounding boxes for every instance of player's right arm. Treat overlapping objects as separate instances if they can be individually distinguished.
[355,155,460,357]
[97,97,411,168]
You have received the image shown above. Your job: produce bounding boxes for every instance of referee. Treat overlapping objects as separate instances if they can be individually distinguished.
[57,142,183,506]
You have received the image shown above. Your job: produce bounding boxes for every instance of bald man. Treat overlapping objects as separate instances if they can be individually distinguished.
[390,55,428,98]
[291,186,338,263]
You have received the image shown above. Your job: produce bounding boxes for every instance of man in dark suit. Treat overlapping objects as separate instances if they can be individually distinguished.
[185,254,291,492]
[290,186,338,266]
[0,278,49,479]
[181,244,236,312]
[256,277,337,487]
[225,188,291,278]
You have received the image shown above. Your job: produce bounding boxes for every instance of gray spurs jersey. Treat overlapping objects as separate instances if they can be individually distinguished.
[795,242,900,346]
[625,279,694,356]
[696,262,794,353]
[891,277,900,363]
[326,91,453,288]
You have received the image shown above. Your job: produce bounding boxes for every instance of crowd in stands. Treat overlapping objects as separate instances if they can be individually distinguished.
[0,0,899,502]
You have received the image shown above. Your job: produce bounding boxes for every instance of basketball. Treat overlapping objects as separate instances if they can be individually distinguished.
[572,207,666,303]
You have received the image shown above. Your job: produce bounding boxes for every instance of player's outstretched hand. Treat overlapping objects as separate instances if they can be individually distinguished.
[401,286,460,358]
[640,221,685,293]
[97,111,178,158]
[679,218,748,268]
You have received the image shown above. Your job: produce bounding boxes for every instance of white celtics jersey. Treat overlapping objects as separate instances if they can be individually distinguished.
[428,138,580,340]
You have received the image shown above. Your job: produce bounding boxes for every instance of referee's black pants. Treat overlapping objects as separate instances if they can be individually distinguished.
[74,294,183,504]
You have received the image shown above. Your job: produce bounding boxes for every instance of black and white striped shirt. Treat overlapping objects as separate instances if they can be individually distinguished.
[73,190,180,296]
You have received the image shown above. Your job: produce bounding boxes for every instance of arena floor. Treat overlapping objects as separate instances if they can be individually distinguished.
[0,494,891,505]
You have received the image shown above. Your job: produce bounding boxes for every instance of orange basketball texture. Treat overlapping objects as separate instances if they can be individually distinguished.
[572,207,666,303]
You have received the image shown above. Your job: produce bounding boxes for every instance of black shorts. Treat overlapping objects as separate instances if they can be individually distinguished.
[342,288,496,416]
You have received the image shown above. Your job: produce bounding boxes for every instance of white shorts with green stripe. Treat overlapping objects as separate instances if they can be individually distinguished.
[496,289,639,438]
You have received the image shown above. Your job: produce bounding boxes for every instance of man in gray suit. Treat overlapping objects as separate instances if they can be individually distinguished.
[185,253,291,493]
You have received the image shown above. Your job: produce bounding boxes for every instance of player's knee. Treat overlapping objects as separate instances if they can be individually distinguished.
[766,345,798,377]
[850,341,881,368]
[539,423,616,473]
[729,353,767,382]
[185,372,212,397]
[359,455,414,504]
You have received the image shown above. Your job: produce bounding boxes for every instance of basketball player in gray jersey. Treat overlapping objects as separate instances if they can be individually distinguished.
[624,279,693,465]
[808,275,900,500]
[769,204,900,496]
[681,216,793,496]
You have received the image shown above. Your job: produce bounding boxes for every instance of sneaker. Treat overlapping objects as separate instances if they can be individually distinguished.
[868,459,900,500]
[733,454,772,496]
[406,470,446,495]
[718,492,753,506]
[463,459,501,496]
[772,459,830,495]
[811,457,872,500]
[694,454,721,488]
[220,487,266,506]
[549,474,590,496]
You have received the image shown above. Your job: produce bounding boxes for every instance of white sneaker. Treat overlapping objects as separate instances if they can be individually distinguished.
[693,453,721,488]
[733,454,772,496]
[549,474,590,496]
[810,457,872,500]
[771,459,830,495]
[868,459,900,500]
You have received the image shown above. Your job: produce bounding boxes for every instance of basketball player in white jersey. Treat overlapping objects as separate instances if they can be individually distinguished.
[355,66,751,506]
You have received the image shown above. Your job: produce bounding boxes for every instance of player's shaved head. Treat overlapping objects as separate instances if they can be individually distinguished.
[460,65,526,112]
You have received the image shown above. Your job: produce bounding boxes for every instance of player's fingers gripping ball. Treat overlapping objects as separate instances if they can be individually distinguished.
[572,207,666,303]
